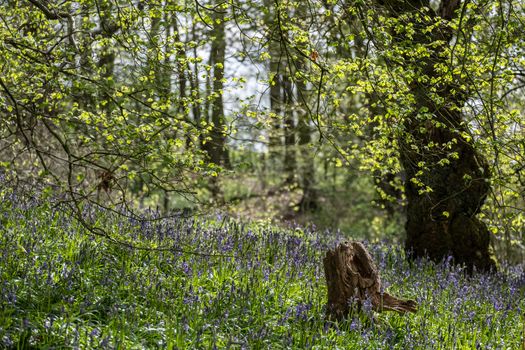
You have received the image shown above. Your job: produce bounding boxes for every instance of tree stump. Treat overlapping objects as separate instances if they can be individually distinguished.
[323,241,417,321]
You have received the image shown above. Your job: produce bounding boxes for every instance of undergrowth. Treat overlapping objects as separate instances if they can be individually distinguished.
[0,187,524,349]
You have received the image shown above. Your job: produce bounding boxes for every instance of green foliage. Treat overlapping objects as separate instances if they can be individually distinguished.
[0,0,226,210]
[0,0,524,260]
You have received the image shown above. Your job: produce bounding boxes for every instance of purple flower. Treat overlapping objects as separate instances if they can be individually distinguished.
[294,302,311,321]
[181,261,192,276]
[90,328,101,339]
[2,335,14,347]
[100,336,110,348]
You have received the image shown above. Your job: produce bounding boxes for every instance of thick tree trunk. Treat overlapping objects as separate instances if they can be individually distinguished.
[401,107,495,270]
[323,241,417,321]
[379,0,496,271]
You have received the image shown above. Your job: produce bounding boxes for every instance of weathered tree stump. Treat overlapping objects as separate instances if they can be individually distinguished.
[323,241,417,321]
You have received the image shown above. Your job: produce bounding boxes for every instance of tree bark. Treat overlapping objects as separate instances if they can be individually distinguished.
[96,2,117,117]
[295,5,317,212]
[265,0,284,171]
[378,0,495,271]
[204,3,230,168]
[268,52,282,165]
[283,73,296,184]
[296,76,317,211]
[324,241,417,321]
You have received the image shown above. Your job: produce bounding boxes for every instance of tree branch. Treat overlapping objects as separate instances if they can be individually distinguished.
[27,0,78,51]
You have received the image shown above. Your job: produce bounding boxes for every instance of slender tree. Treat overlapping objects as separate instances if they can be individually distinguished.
[204,1,230,168]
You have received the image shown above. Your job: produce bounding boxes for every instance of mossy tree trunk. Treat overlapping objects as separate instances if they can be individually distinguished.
[379,0,495,270]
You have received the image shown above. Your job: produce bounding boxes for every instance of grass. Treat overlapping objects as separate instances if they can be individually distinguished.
[0,187,524,349]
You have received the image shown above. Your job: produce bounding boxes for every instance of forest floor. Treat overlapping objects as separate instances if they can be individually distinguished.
[1,188,524,349]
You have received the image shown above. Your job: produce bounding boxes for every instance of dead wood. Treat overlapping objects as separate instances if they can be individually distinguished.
[323,241,417,321]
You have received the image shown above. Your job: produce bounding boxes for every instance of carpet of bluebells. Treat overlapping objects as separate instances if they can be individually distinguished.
[0,186,524,349]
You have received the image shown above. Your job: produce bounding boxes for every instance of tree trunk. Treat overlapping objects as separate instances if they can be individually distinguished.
[190,22,204,150]
[268,60,282,165]
[205,3,230,168]
[296,67,317,212]
[283,73,296,184]
[266,0,283,170]
[293,4,317,212]
[324,241,417,321]
[379,0,495,271]
[97,3,117,117]
[401,108,495,270]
